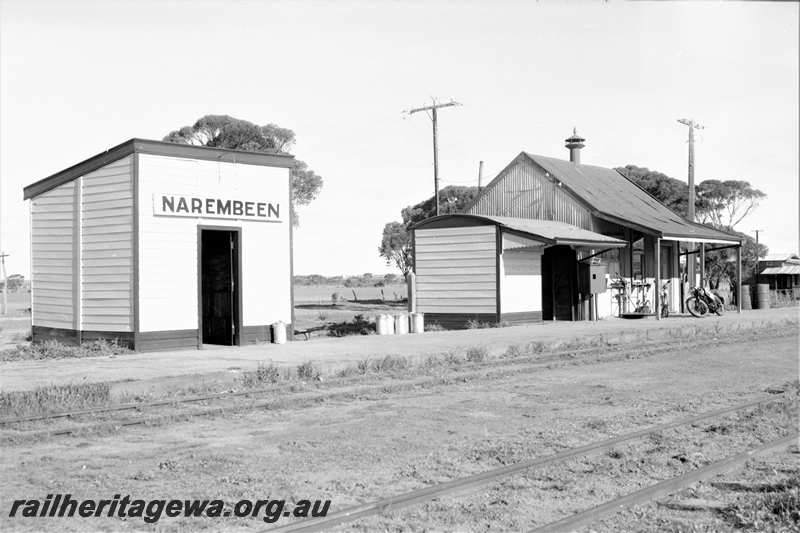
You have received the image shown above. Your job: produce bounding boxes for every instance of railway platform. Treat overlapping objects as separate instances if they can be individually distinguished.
[1,307,796,394]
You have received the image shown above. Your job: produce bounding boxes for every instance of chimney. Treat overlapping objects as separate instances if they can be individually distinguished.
[565,128,585,164]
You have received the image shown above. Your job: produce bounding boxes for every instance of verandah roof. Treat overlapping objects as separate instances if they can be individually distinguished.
[413,214,627,248]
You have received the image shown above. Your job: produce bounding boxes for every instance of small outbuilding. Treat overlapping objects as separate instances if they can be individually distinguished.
[23,139,295,351]
[760,253,800,297]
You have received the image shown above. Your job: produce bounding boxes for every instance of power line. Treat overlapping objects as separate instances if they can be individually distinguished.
[405,98,461,216]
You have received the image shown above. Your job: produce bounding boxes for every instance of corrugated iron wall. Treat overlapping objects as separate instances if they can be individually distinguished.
[469,157,594,230]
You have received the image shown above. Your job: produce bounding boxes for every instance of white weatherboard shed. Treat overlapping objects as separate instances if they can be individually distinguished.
[23,139,295,351]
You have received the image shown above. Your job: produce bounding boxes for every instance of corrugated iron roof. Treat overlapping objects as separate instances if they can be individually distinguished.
[485,216,627,247]
[761,265,800,275]
[763,253,800,263]
[414,214,627,248]
[522,153,741,243]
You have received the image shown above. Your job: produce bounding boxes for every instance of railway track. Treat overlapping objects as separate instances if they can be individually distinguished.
[263,397,796,533]
[1,331,793,442]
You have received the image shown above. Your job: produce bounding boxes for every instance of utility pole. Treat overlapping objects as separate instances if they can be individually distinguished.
[407,99,461,216]
[677,118,704,286]
[478,160,484,190]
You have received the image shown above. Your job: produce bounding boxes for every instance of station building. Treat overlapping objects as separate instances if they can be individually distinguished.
[23,139,295,351]
[411,131,744,327]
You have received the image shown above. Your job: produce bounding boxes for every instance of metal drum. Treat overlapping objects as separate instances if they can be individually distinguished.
[755,283,771,310]
[740,284,751,310]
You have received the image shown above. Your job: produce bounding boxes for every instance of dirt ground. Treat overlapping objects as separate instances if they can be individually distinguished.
[1,334,797,532]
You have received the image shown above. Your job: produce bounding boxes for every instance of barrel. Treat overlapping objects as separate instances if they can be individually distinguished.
[394,314,409,335]
[740,284,752,310]
[409,312,424,333]
[271,321,287,344]
[755,283,771,310]
[376,314,395,335]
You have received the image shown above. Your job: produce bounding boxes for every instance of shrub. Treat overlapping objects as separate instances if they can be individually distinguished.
[371,355,409,373]
[444,351,463,365]
[503,344,524,358]
[466,346,488,363]
[241,363,282,387]
[425,323,446,332]
[328,314,374,337]
[297,361,320,381]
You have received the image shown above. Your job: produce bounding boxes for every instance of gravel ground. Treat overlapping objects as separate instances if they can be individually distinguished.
[0,334,797,532]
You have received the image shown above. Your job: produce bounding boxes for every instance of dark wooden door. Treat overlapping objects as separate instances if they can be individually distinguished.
[201,230,237,345]
[542,246,577,321]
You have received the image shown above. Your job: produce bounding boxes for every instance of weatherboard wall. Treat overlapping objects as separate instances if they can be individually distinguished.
[30,181,78,330]
[136,153,292,335]
[80,155,134,332]
[414,225,498,325]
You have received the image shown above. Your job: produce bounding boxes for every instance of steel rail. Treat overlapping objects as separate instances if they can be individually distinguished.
[0,334,735,427]
[530,433,798,532]
[262,396,784,533]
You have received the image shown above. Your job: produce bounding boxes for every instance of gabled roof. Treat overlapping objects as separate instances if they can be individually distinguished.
[493,152,741,244]
[763,253,800,263]
[413,214,627,248]
[23,138,295,200]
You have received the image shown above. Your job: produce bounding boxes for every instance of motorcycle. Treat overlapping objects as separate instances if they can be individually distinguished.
[685,286,725,318]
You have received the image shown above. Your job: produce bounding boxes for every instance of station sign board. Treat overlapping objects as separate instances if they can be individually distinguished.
[153,193,282,223]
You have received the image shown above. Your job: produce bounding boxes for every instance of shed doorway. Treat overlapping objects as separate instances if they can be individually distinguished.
[199,228,241,346]
[542,245,577,321]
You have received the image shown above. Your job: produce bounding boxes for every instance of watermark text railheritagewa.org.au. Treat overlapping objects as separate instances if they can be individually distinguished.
[8,494,331,524]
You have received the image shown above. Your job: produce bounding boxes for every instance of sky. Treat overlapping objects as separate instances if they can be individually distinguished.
[1,0,798,277]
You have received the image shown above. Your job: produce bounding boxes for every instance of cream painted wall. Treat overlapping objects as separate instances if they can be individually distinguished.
[137,154,291,332]
[500,248,542,313]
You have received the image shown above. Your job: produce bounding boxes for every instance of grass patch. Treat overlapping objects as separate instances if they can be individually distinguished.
[502,344,523,358]
[297,361,320,381]
[717,476,800,530]
[240,363,282,388]
[466,346,488,363]
[444,351,463,366]
[0,382,112,418]
[371,355,410,373]
[0,339,131,362]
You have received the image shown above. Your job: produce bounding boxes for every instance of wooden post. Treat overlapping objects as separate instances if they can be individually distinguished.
[406,271,416,313]
[655,238,661,320]
[736,244,742,313]
[700,243,706,286]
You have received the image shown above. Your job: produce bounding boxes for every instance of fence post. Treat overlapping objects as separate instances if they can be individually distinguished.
[406,271,416,313]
